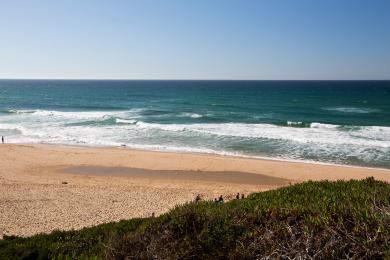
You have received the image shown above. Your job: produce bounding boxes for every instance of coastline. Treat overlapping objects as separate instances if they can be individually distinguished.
[1,143,389,237]
[7,141,390,172]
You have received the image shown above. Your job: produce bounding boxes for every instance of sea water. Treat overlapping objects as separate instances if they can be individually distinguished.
[0,80,389,168]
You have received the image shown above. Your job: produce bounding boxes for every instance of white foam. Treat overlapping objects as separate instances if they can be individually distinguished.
[1,109,389,167]
[179,112,203,118]
[31,110,114,119]
[2,111,390,149]
[116,118,137,124]
[123,143,236,156]
[9,109,142,120]
[11,109,36,114]
[310,122,339,129]
[133,122,390,148]
[0,127,23,135]
[135,121,187,132]
[324,107,381,114]
[0,123,27,135]
[287,121,302,126]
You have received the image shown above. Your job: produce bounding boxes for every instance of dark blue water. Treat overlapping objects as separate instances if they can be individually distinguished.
[0,80,389,168]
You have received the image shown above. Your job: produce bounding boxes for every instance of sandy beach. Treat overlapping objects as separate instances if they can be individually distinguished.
[1,144,389,237]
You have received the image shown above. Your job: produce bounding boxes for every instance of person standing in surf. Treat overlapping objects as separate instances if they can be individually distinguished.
[1,136,4,144]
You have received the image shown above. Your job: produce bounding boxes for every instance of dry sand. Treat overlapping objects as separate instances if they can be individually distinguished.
[0,144,389,237]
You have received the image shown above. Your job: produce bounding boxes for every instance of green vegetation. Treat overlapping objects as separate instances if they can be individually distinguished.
[1,177,390,259]
[0,218,144,259]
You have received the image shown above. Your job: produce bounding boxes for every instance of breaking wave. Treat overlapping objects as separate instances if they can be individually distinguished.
[1,108,389,168]
[323,107,381,114]
[178,112,203,118]
[115,118,138,124]
[133,121,390,148]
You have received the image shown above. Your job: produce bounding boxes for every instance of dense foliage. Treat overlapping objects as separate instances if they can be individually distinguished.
[0,219,145,259]
[1,177,390,259]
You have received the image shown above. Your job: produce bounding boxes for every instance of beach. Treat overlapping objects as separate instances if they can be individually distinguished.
[1,144,389,237]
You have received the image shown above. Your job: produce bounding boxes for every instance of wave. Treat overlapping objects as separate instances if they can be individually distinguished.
[2,109,143,129]
[121,143,239,157]
[64,117,116,127]
[133,121,390,148]
[285,121,366,130]
[1,118,389,168]
[309,122,339,129]
[64,117,139,127]
[116,118,138,124]
[4,109,143,120]
[26,110,118,119]
[323,107,381,114]
[280,121,340,129]
[0,109,21,114]
[4,109,36,114]
[287,121,303,126]
[0,125,23,135]
[285,121,311,128]
[178,112,203,118]
[7,108,206,121]
[2,109,390,154]
[135,121,187,132]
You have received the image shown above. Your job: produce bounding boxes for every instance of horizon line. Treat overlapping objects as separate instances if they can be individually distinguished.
[0,78,389,81]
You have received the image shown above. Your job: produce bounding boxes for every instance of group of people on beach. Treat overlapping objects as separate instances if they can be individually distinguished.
[194,192,245,204]
[235,192,245,200]
[213,195,224,203]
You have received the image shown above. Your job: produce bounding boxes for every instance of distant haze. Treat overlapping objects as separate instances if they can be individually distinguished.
[0,0,389,80]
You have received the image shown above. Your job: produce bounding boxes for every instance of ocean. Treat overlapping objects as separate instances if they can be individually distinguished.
[0,80,389,168]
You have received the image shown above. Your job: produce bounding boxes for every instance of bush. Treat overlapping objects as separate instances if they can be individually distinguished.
[107,178,390,259]
[0,218,144,259]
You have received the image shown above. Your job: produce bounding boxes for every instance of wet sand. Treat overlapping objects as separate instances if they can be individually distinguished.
[62,166,288,186]
[0,144,389,237]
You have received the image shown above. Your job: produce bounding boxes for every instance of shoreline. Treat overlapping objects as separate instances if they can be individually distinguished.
[1,143,389,237]
[7,141,390,172]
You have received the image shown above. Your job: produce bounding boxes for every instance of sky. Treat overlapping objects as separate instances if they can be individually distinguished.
[0,0,389,80]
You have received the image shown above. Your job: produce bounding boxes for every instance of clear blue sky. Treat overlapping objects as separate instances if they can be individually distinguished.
[1,0,389,80]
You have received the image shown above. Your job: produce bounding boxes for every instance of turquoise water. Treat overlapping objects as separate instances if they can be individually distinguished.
[0,80,389,168]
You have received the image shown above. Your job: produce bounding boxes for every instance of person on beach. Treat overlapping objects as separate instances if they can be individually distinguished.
[1,136,4,144]
[218,195,224,203]
[236,193,240,199]
[195,194,201,203]
[241,194,245,199]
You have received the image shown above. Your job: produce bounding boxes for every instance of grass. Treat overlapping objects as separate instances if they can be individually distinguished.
[1,177,390,259]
